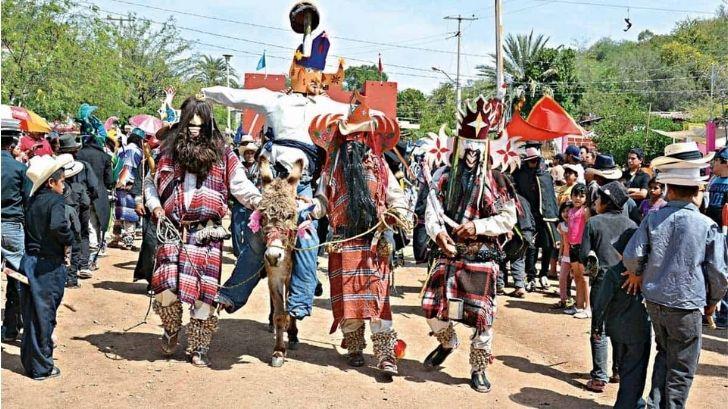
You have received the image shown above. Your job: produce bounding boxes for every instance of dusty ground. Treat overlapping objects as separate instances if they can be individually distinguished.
[2,240,727,408]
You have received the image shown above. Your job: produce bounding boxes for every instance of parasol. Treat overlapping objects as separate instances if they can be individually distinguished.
[128,114,163,136]
[0,104,51,133]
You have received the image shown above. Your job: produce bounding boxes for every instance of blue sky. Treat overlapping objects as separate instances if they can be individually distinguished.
[87,0,722,93]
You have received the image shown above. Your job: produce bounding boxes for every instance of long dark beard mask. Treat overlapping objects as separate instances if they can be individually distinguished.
[341,141,377,236]
[173,127,222,184]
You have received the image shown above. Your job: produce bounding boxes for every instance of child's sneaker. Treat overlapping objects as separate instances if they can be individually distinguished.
[563,306,577,315]
[539,276,550,289]
[573,309,592,319]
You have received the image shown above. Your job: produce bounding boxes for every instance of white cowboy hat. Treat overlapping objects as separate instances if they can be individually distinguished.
[59,153,84,178]
[655,166,708,187]
[522,146,541,161]
[27,154,73,196]
[238,134,259,153]
[651,142,715,169]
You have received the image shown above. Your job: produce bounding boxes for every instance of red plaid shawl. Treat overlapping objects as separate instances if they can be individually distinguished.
[325,152,391,333]
[151,147,239,306]
[422,169,512,331]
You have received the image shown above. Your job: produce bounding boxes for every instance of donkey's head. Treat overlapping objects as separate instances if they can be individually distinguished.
[257,157,303,268]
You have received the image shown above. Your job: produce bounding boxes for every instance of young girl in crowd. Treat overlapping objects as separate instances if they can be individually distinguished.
[639,177,667,218]
[552,201,575,309]
[564,183,590,318]
[557,165,579,205]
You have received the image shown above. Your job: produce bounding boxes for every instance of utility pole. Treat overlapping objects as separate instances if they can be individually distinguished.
[444,14,478,111]
[223,54,233,131]
[494,0,504,98]
[106,15,134,30]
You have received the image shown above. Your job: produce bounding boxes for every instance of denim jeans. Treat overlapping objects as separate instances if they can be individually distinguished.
[613,340,650,409]
[498,255,527,289]
[590,273,617,382]
[645,302,702,409]
[287,182,319,319]
[714,291,728,327]
[218,206,265,313]
[1,221,25,337]
[229,201,246,258]
[19,255,67,379]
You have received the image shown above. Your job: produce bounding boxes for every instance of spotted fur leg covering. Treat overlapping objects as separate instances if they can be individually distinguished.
[186,316,219,366]
[469,347,494,373]
[371,330,398,365]
[153,301,183,355]
[433,322,458,349]
[343,325,366,354]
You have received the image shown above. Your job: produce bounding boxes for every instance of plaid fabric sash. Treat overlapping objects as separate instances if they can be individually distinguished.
[151,147,240,305]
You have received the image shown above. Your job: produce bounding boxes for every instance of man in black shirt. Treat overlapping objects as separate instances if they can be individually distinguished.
[1,120,31,342]
[622,148,650,207]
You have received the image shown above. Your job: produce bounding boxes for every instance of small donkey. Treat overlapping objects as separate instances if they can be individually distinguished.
[257,156,303,367]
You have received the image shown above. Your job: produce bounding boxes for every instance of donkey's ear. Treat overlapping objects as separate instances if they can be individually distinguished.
[259,155,273,185]
[288,159,304,186]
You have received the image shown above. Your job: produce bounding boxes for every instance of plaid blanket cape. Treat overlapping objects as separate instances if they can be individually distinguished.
[151,147,238,306]
[325,152,391,333]
[422,169,513,331]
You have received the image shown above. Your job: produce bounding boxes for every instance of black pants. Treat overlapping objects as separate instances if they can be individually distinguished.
[18,255,67,379]
[646,302,702,409]
[77,206,90,270]
[2,277,22,338]
[613,340,650,409]
[412,224,430,263]
[525,219,555,280]
[133,213,157,283]
[68,229,81,284]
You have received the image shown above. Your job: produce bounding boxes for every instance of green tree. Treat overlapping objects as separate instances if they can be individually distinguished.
[192,55,240,87]
[343,64,387,92]
[476,30,549,84]
[111,14,195,118]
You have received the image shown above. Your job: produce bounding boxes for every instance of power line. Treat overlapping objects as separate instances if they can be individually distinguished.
[83,3,482,80]
[531,0,715,15]
[97,0,492,58]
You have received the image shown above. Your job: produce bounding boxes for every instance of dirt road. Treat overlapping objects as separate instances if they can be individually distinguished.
[2,243,726,408]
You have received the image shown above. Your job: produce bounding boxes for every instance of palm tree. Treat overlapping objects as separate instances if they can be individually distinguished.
[191,55,239,87]
[476,30,550,84]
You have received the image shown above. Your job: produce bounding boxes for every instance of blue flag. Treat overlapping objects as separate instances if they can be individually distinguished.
[256,51,266,71]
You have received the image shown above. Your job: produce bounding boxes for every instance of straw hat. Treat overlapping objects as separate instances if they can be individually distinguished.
[651,142,714,169]
[239,134,259,153]
[655,166,708,187]
[27,154,73,196]
[59,153,84,178]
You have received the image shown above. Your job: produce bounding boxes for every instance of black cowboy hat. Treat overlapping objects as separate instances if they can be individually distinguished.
[58,133,82,153]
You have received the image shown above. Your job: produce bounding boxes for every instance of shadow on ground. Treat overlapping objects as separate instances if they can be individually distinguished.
[93,281,149,295]
[72,317,468,386]
[497,355,588,388]
[510,386,611,408]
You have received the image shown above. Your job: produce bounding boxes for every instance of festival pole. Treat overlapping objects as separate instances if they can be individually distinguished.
[495,0,504,99]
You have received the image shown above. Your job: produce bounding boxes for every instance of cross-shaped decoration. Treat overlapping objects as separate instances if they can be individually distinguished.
[467,112,488,138]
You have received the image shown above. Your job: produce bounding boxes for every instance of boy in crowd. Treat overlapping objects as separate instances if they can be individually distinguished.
[591,216,649,408]
[622,142,727,408]
[580,181,637,393]
[18,155,75,380]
